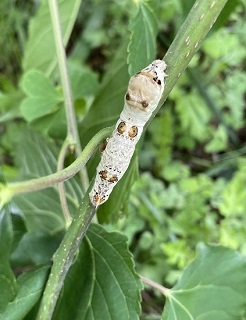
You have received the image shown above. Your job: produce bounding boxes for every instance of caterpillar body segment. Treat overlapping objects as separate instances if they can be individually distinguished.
[90,60,167,207]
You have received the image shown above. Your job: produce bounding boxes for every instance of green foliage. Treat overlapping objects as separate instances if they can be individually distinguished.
[162,244,246,320]
[23,0,82,74]
[128,1,158,75]
[53,224,143,320]
[20,70,63,122]
[0,0,246,319]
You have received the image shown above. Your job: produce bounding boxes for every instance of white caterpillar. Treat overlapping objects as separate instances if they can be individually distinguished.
[89,60,167,207]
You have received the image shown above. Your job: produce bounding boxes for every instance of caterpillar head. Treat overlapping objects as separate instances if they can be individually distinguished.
[125,60,167,113]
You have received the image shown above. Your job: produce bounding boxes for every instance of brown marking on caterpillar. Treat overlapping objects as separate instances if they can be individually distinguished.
[108,175,118,183]
[125,93,130,100]
[100,140,108,152]
[117,121,127,135]
[128,126,138,138]
[93,193,105,206]
[141,100,149,108]
[99,170,108,180]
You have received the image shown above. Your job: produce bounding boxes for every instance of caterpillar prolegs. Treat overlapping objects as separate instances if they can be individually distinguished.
[89,60,167,207]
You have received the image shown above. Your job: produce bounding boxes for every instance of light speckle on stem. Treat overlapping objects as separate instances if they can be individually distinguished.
[185,36,190,46]
[200,13,205,20]
[210,1,216,9]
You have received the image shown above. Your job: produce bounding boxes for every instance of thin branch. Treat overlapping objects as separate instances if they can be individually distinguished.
[0,127,112,207]
[140,276,170,296]
[48,0,89,191]
[57,140,72,226]
[36,192,97,320]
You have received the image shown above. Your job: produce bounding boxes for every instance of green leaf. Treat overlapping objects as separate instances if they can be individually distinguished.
[212,0,240,31]
[203,29,246,66]
[218,173,246,217]
[22,0,82,74]
[128,1,158,76]
[175,90,211,142]
[79,42,129,147]
[205,125,228,152]
[13,130,83,233]
[69,62,99,100]
[0,208,17,310]
[11,231,63,266]
[162,244,246,320]
[0,265,50,320]
[53,224,143,320]
[20,70,62,122]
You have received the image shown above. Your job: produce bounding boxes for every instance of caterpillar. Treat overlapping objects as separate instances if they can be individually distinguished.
[89,60,167,208]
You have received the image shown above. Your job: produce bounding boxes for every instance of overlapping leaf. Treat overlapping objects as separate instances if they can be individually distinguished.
[13,130,83,233]
[162,244,246,320]
[22,0,82,74]
[53,224,143,320]
[0,265,50,320]
[20,70,63,122]
[128,1,158,75]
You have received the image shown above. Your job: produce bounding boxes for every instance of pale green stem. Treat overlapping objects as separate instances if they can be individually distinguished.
[36,191,97,320]
[48,0,89,191]
[5,127,112,198]
[140,276,170,296]
[57,140,72,226]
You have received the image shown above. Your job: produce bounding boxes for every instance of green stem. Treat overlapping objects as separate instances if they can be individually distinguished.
[5,127,112,198]
[48,0,89,191]
[57,140,72,226]
[140,276,170,296]
[36,191,97,320]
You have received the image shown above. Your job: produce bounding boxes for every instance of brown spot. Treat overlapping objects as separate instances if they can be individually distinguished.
[117,121,127,135]
[100,140,107,152]
[108,175,118,183]
[128,126,138,138]
[142,100,148,108]
[93,194,105,206]
[99,170,108,180]
[125,93,130,100]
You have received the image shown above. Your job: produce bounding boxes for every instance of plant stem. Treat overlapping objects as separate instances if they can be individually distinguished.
[141,276,170,296]
[57,140,72,226]
[48,0,89,191]
[5,127,112,198]
[36,192,97,320]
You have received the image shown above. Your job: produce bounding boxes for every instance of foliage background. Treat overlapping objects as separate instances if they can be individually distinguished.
[0,0,246,319]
